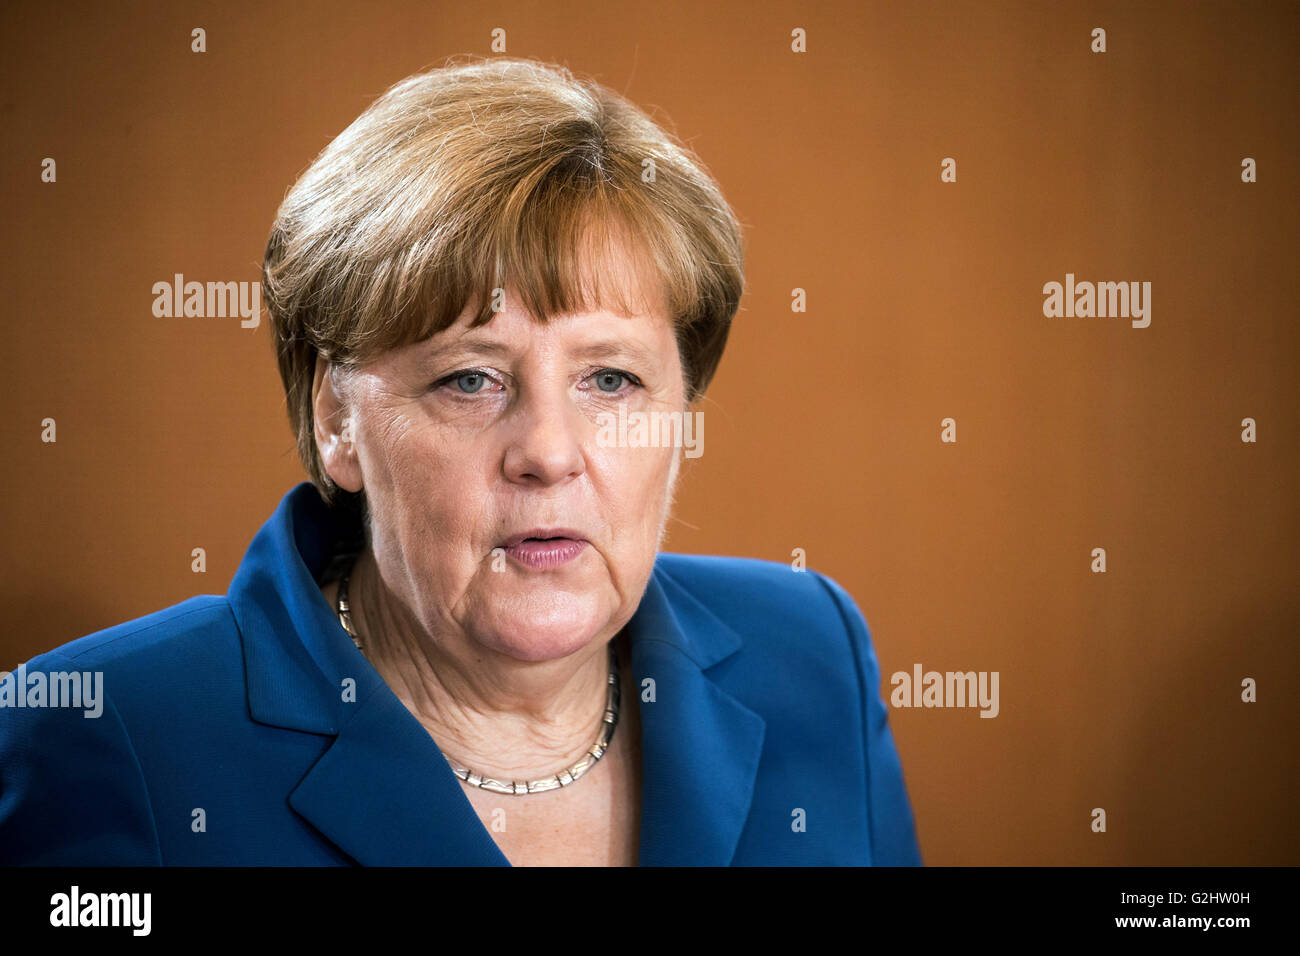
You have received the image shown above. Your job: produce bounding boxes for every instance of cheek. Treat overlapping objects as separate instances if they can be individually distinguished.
[601,445,677,524]
[378,412,477,485]
[374,420,493,544]
[353,402,416,480]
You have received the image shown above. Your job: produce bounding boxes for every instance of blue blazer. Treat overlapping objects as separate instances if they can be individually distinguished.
[0,483,921,866]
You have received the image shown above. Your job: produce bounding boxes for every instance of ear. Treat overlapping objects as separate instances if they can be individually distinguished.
[311,353,364,494]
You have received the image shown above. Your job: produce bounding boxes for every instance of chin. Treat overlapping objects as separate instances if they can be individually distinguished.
[474,595,611,663]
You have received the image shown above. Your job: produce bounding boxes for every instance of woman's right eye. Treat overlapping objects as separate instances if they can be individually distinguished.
[432,368,497,395]
[452,371,487,393]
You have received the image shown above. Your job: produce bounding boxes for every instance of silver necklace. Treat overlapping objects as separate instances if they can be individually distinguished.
[333,554,621,795]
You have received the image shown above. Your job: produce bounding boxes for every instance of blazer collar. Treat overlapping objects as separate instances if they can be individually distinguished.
[230,482,766,866]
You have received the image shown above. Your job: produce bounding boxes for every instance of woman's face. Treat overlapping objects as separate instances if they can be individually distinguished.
[316,268,686,664]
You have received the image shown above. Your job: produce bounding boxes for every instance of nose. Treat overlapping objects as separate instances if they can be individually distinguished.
[501,379,587,487]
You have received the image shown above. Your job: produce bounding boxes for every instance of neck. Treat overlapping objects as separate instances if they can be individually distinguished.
[345,548,620,781]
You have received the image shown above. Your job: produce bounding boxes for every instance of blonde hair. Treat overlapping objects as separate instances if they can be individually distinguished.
[263,56,746,506]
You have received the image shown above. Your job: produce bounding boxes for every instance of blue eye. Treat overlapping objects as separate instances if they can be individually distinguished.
[453,372,487,393]
[594,370,632,392]
[431,368,497,395]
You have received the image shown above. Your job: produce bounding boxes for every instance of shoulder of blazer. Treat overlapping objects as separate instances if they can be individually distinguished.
[651,553,922,866]
[0,645,165,865]
[23,595,249,740]
[648,551,884,718]
[0,595,244,862]
[33,594,239,675]
[652,551,869,657]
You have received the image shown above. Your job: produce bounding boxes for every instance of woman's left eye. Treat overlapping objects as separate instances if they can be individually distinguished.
[589,369,640,393]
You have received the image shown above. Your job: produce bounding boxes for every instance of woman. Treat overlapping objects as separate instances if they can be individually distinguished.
[0,57,921,866]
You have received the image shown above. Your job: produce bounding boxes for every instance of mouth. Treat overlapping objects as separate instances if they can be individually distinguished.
[499,529,590,570]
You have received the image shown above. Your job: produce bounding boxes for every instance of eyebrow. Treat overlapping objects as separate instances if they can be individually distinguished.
[574,340,661,367]
[423,337,661,368]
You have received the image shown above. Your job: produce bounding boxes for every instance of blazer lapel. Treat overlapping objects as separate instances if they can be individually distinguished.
[627,567,767,866]
[287,684,509,866]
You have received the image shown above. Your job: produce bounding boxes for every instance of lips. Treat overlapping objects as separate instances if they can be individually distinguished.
[500,528,588,549]
[499,528,589,570]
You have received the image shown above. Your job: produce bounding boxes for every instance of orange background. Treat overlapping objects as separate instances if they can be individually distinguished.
[2,0,1296,865]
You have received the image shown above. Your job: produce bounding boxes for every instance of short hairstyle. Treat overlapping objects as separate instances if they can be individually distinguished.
[263,55,746,507]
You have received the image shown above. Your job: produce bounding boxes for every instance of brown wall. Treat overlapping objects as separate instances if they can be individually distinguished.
[2,0,1296,865]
